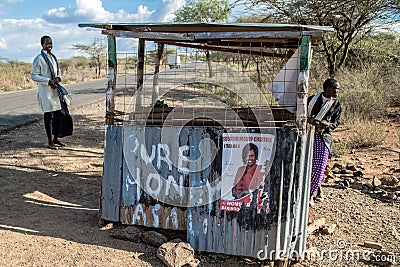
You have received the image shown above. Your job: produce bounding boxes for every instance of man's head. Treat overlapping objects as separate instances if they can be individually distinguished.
[242,143,258,167]
[323,78,340,98]
[41,36,52,53]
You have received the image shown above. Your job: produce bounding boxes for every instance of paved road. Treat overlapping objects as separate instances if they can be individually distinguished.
[0,79,117,134]
[0,64,202,134]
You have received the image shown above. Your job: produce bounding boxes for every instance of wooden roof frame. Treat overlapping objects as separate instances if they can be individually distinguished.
[78,22,333,54]
[78,22,333,125]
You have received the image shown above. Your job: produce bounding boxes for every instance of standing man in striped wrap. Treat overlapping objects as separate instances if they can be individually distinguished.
[308,78,341,204]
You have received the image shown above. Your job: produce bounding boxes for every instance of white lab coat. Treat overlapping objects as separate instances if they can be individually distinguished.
[31,51,62,112]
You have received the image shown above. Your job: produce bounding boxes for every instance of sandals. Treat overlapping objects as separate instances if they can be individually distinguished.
[47,145,59,150]
[53,140,66,147]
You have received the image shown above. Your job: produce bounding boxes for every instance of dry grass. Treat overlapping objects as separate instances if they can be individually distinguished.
[0,61,35,91]
[346,116,388,148]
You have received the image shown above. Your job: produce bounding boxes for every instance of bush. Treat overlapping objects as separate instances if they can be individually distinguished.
[331,140,349,157]
[336,63,396,121]
[347,117,387,148]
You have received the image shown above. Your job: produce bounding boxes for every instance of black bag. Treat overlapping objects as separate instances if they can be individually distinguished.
[55,96,73,138]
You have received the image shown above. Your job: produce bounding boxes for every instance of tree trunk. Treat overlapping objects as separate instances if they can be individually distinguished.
[206,50,213,78]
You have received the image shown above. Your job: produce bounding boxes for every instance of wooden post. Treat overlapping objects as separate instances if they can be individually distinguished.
[152,42,164,105]
[106,34,117,125]
[296,35,311,132]
[136,38,145,108]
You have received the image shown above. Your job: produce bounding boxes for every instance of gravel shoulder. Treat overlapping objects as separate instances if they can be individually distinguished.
[0,101,398,267]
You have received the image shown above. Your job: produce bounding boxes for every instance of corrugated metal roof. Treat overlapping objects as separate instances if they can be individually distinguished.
[78,22,333,33]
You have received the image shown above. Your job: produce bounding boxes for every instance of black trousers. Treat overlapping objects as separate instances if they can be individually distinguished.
[44,110,62,140]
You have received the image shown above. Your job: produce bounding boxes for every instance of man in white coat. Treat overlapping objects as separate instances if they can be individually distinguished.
[31,35,65,150]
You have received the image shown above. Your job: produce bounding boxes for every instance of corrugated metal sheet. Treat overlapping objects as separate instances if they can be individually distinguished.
[101,125,123,221]
[119,126,224,230]
[187,128,312,259]
[101,125,312,259]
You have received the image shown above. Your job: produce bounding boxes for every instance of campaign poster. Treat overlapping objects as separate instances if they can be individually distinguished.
[219,133,274,213]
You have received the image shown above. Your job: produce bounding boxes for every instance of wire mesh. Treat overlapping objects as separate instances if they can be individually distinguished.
[113,41,301,129]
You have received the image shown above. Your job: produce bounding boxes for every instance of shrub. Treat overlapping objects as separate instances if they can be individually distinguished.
[347,117,387,148]
[331,140,349,157]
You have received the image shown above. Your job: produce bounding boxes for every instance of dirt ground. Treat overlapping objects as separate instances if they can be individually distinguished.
[0,100,399,267]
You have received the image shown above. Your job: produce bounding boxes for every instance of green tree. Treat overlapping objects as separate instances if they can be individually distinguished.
[236,0,400,76]
[73,38,107,78]
[174,0,232,77]
[173,0,231,22]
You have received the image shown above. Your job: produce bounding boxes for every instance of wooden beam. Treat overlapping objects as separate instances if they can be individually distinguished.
[296,35,312,132]
[136,38,145,108]
[161,41,294,58]
[152,43,164,105]
[101,29,323,45]
[102,30,194,41]
[106,35,117,125]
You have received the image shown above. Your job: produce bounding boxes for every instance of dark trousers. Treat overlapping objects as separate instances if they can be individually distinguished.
[44,110,62,140]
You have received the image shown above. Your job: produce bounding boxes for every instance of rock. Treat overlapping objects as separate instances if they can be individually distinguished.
[351,182,364,190]
[364,183,374,190]
[142,231,168,247]
[332,163,343,169]
[185,259,200,267]
[111,226,142,242]
[378,184,390,190]
[340,169,352,174]
[353,170,364,177]
[380,176,399,186]
[332,167,342,174]
[346,163,357,171]
[335,182,346,189]
[334,177,342,183]
[157,241,197,267]
[342,179,351,187]
[321,224,336,235]
[385,192,397,201]
[307,218,326,234]
[326,172,335,180]
[362,241,383,250]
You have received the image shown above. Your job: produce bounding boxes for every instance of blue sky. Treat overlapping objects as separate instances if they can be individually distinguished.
[0,0,240,62]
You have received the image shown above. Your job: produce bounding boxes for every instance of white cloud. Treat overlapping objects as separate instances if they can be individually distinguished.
[0,37,7,50]
[0,0,190,62]
[150,0,185,22]
[43,0,154,23]
[0,18,99,62]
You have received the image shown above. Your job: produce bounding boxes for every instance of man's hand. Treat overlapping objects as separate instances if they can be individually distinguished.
[48,79,57,89]
[308,116,320,126]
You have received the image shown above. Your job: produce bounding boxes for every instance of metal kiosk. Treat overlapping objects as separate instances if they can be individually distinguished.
[79,22,332,260]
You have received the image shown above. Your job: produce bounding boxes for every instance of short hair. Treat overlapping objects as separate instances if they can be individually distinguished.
[242,143,258,164]
[323,78,338,91]
[41,35,51,45]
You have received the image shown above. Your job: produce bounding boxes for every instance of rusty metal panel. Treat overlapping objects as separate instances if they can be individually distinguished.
[187,128,311,259]
[102,124,312,259]
[101,125,123,221]
[120,126,224,230]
